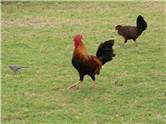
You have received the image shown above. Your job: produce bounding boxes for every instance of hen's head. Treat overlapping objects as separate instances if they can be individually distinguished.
[115,25,122,30]
[73,34,83,48]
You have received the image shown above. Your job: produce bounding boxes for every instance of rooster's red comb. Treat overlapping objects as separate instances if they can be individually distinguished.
[73,34,83,41]
[73,34,83,48]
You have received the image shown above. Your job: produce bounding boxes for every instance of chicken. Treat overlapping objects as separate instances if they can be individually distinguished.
[68,34,115,90]
[115,15,147,46]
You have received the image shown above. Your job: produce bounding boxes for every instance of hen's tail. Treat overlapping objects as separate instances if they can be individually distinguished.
[96,40,115,65]
[136,15,147,33]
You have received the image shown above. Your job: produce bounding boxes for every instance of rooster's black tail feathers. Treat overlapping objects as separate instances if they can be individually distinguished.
[96,40,115,65]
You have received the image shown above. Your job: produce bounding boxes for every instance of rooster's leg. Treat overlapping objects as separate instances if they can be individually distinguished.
[68,74,84,90]
[92,81,96,89]
[68,81,81,90]
[90,75,96,88]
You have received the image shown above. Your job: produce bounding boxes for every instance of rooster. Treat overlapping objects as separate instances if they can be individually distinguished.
[115,15,147,46]
[68,34,115,90]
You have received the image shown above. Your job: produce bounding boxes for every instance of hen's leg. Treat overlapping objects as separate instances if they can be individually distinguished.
[123,39,128,45]
[133,39,138,46]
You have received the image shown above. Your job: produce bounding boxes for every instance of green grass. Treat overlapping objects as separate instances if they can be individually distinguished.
[2,1,166,124]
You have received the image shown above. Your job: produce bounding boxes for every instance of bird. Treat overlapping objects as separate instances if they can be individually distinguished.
[115,15,147,46]
[68,34,115,90]
[9,64,28,73]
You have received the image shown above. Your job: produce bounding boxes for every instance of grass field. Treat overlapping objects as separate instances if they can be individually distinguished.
[2,1,166,124]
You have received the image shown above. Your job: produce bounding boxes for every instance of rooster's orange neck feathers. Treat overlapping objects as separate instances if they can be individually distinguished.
[73,34,88,60]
